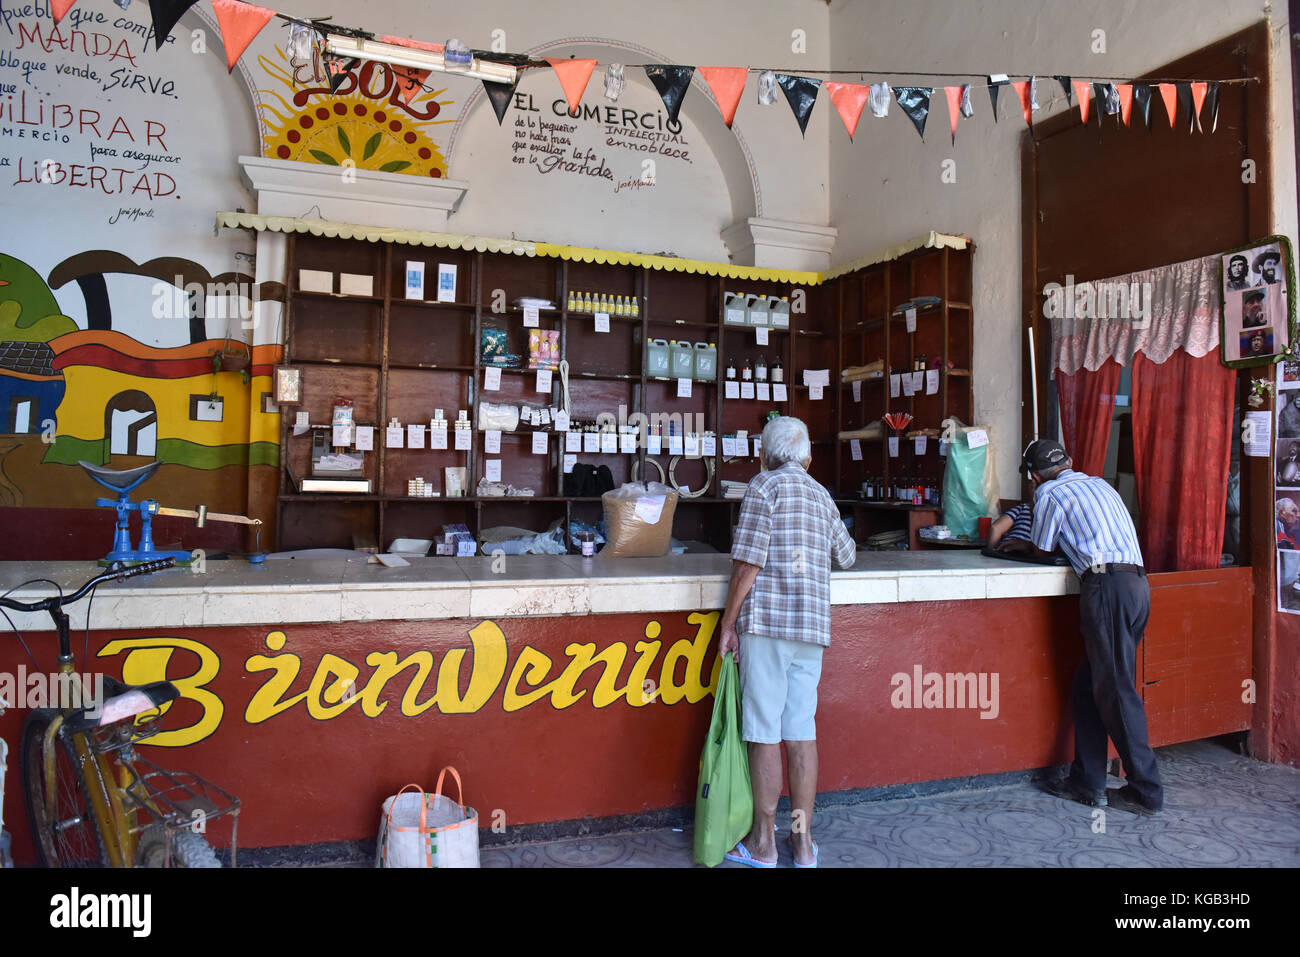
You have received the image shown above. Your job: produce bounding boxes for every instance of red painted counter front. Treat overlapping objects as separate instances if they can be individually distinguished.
[0,567,1252,862]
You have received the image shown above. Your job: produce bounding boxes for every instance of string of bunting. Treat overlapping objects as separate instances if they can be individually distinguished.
[50,2,1243,142]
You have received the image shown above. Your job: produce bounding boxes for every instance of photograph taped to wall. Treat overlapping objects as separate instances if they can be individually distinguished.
[1279,552,1300,615]
[1278,390,1300,438]
[1277,437,1300,487]
[1220,236,1296,369]
[1276,492,1300,550]
[1281,360,1300,389]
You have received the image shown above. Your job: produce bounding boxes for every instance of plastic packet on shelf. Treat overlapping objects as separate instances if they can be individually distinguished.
[478,402,520,432]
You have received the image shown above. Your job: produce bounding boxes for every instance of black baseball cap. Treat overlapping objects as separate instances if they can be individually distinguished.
[1244,289,1266,303]
[1021,438,1069,476]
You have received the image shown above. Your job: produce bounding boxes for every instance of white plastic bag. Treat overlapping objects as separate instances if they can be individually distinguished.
[376,768,479,868]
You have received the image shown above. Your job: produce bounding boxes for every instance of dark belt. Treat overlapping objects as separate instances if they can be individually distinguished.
[1081,562,1145,581]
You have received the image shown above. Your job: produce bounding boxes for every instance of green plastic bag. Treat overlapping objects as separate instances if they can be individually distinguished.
[693,652,753,867]
[942,431,990,537]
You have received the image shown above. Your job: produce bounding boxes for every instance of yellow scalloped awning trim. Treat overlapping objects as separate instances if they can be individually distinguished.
[819,231,971,282]
[214,212,537,256]
[530,243,821,284]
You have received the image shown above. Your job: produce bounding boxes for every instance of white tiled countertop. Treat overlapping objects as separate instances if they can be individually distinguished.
[0,552,1077,631]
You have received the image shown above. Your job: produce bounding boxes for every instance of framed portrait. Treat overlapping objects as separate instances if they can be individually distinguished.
[272,365,303,406]
[1220,235,1295,369]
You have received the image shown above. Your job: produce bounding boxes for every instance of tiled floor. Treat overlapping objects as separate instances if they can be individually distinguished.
[476,741,1299,868]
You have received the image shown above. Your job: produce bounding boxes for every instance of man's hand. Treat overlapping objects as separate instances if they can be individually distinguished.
[997,537,1034,554]
[719,623,741,661]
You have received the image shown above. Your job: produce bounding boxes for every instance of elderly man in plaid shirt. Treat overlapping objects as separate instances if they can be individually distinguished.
[718,416,857,867]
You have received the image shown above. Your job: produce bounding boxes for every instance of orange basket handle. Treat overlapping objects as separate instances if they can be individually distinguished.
[434,766,464,808]
[385,783,429,832]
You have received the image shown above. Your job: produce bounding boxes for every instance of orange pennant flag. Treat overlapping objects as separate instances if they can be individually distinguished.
[211,0,276,73]
[546,57,597,116]
[1158,83,1178,128]
[1116,83,1134,125]
[51,0,77,23]
[1190,81,1208,132]
[698,66,747,128]
[379,36,443,102]
[1011,80,1032,125]
[824,81,870,140]
[944,86,963,143]
[1073,80,1092,124]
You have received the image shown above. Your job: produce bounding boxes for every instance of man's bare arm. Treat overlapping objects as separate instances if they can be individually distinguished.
[718,560,761,658]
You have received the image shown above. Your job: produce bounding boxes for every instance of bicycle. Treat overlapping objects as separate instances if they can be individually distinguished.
[0,559,241,867]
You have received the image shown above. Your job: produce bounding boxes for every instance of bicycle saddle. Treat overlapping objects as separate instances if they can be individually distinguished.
[78,459,162,491]
[62,676,180,735]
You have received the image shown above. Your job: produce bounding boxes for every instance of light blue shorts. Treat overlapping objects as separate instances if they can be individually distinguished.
[738,633,824,744]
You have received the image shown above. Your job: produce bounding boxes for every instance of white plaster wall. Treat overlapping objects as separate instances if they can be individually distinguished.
[828,0,1298,497]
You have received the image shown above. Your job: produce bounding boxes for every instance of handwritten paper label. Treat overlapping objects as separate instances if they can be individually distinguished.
[888,436,900,457]
[850,439,863,461]
[905,307,917,333]
[407,424,425,449]
[485,459,502,482]
[485,430,501,454]
[484,367,502,391]
[725,381,740,399]
[677,378,693,398]
[332,425,352,447]
[684,435,700,457]
[773,384,788,402]
[620,432,637,454]
[722,436,737,456]
[523,304,540,327]
[647,433,663,455]
[810,384,824,401]
[966,429,989,449]
[915,436,927,455]
[668,435,684,456]
[554,409,569,431]
[702,436,717,456]
[532,432,549,454]
[595,312,610,333]
[901,375,915,397]
[757,382,771,402]
[565,431,581,452]
[911,371,924,393]
[634,494,666,524]
[430,427,448,450]
[583,432,599,453]
[454,428,471,451]
[385,426,404,449]
[926,369,940,395]
[601,432,618,454]
[354,426,374,451]
[890,374,901,398]
[536,369,552,393]
[564,453,577,473]
[741,382,755,400]
[756,327,769,345]
[939,439,949,457]
[852,380,862,403]
[752,437,763,458]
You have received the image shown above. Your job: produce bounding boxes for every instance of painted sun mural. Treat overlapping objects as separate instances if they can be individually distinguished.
[258,52,454,178]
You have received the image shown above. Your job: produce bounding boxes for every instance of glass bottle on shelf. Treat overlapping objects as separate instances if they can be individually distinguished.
[742,359,753,381]
[582,292,592,312]
[755,355,767,381]
[771,357,783,383]
[567,290,576,311]
[726,357,737,380]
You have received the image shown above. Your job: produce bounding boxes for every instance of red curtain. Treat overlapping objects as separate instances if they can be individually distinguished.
[1056,359,1121,477]
[1130,348,1235,572]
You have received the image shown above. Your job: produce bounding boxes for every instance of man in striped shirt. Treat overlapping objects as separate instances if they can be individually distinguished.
[1023,439,1164,815]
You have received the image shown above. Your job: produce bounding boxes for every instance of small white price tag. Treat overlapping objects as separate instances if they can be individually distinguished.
[966,428,989,449]
[756,327,769,345]
[554,409,569,431]
[677,377,692,398]
[430,427,448,450]
[565,431,581,452]
[905,307,917,332]
[583,432,599,453]
[752,437,762,457]
[522,304,540,327]
[668,435,684,456]
[890,374,901,398]
[926,369,940,395]
[485,459,502,482]
[888,436,900,457]
[911,371,924,393]
[809,384,823,401]
[741,382,755,400]
[684,434,700,457]
[725,381,740,399]
[702,435,716,456]
[852,380,862,403]
[454,428,471,451]
[647,433,662,455]
[407,424,425,449]
[756,382,770,402]
[332,424,352,447]
[939,439,949,457]
[901,375,915,397]
[485,430,501,454]
[772,384,788,402]
[536,369,552,393]
[620,432,637,454]
[915,436,927,455]
[532,432,548,454]
[354,426,374,451]
[594,312,610,333]
[850,439,863,461]
[601,432,617,454]
[484,367,502,391]
[722,436,737,457]
[385,426,404,448]
[563,453,577,473]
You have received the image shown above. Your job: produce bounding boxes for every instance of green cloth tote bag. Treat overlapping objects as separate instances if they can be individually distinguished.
[693,652,753,866]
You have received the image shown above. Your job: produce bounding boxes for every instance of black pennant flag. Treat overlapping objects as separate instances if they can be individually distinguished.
[776,74,821,137]
[1054,75,1072,106]
[325,57,358,93]
[1176,82,1195,133]
[893,86,932,139]
[1132,83,1153,129]
[148,0,200,51]
[483,76,521,126]
[1092,82,1108,127]
[644,65,694,125]
[1204,81,1220,133]
[988,75,1008,121]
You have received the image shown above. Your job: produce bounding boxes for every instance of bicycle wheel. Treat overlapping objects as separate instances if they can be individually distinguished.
[135,826,222,868]
[21,709,110,867]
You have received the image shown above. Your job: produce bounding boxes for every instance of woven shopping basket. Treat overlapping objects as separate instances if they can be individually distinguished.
[376,767,480,868]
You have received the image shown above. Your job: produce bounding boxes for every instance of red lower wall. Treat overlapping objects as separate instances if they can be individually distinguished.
[0,568,1253,863]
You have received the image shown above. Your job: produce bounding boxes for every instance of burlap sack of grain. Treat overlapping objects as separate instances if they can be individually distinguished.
[600,482,679,557]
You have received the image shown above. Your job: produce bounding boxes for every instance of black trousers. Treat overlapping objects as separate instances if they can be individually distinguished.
[1070,570,1164,808]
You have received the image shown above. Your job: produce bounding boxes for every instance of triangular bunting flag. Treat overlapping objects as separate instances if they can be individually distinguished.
[1132,84,1153,129]
[960,84,973,118]
[776,74,821,137]
[1092,82,1108,126]
[1203,81,1220,133]
[1055,75,1073,106]
[483,76,521,126]
[325,56,357,93]
[1190,81,1208,132]
[1176,82,1194,133]
[824,81,869,140]
[546,57,597,116]
[211,0,276,73]
[148,0,200,51]
[1011,80,1032,125]
[869,82,891,117]
[943,86,964,144]
[893,86,932,139]
[987,75,1008,121]
[644,65,694,125]
[1157,83,1178,128]
[380,36,444,103]
[1073,81,1092,124]
[698,66,747,127]
[1116,84,1134,126]
[51,0,77,23]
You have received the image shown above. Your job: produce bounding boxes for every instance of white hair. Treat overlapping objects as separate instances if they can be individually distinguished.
[761,416,811,468]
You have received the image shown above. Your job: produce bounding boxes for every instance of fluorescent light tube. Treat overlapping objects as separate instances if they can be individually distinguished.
[323,36,517,84]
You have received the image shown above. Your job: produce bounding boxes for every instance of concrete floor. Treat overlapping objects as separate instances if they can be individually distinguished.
[264,739,1300,868]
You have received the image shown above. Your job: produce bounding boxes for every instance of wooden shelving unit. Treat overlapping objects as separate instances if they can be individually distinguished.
[275,233,832,554]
